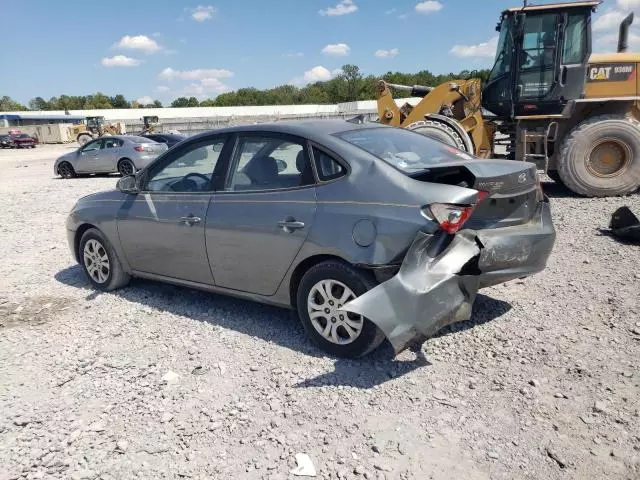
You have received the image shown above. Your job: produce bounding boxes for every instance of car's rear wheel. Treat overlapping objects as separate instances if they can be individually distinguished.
[58,162,76,179]
[118,158,135,176]
[296,260,385,358]
[78,228,130,292]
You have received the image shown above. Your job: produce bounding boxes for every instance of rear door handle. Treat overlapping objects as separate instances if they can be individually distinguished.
[180,215,201,226]
[277,220,305,232]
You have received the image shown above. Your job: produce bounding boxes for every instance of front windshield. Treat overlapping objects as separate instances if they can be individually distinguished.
[337,127,474,173]
[488,15,514,83]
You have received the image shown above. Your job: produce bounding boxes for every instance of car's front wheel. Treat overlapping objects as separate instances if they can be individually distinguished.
[79,228,130,292]
[57,162,76,179]
[296,260,385,358]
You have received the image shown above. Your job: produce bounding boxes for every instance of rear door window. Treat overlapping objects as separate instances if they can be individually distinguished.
[312,147,346,181]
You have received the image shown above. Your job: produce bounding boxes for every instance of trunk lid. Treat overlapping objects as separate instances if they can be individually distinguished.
[411,160,540,228]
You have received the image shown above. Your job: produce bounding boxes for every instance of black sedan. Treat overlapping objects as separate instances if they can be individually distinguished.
[140,133,186,149]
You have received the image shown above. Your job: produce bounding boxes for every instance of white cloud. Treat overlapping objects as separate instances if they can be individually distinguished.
[598,31,640,44]
[415,1,443,13]
[305,66,333,82]
[191,5,217,22]
[594,10,628,31]
[156,85,170,92]
[159,67,233,81]
[450,36,498,58]
[385,8,397,14]
[136,96,154,105]
[101,55,141,67]
[152,32,161,37]
[322,43,350,56]
[284,52,304,58]
[617,0,640,10]
[115,35,162,53]
[319,0,358,16]
[374,48,399,58]
[398,13,408,20]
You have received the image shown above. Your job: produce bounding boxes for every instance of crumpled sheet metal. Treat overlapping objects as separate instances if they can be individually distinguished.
[342,232,481,354]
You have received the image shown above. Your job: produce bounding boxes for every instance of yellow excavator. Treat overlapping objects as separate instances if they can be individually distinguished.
[72,116,124,146]
[377,1,640,197]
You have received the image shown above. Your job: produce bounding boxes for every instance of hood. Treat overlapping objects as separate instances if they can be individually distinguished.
[55,151,77,164]
[75,189,125,206]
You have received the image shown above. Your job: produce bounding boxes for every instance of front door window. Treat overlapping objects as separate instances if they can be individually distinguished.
[144,139,226,193]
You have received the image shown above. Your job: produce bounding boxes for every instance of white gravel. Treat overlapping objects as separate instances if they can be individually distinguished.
[1,145,639,480]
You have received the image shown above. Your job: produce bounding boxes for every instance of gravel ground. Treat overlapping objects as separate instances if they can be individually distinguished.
[0,145,639,480]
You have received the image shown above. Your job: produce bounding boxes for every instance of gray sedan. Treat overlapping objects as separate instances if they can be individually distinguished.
[65,120,555,358]
[54,135,168,178]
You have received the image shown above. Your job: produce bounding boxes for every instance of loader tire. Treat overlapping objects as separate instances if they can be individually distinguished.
[407,120,469,152]
[77,134,92,146]
[557,115,640,197]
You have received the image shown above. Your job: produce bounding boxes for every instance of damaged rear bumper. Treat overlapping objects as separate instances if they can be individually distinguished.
[343,201,555,354]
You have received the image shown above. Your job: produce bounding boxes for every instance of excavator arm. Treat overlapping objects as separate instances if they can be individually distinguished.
[375,79,494,158]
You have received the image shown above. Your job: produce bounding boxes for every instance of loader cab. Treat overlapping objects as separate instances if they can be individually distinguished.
[85,116,106,134]
[482,1,599,119]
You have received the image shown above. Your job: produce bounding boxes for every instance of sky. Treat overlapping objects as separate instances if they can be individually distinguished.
[1,0,639,106]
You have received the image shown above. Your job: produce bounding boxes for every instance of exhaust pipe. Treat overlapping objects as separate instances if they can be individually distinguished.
[617,12,634,53]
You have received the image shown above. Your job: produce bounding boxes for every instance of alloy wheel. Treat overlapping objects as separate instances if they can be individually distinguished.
[307,279,363,345]
[83,239,110,284]
[119,161,135,176]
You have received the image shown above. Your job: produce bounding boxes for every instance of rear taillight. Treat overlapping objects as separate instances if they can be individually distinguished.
[134,145,144,152]
[423,191,489,234]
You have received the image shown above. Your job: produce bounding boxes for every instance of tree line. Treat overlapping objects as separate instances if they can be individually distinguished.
[1,65,490,112]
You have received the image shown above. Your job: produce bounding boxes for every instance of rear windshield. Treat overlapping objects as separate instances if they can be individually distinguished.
[336,127,474,173]
[129,136,155,143]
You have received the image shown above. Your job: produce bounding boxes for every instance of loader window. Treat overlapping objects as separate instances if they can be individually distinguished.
[562,13,588,64]
[518,13,558,98]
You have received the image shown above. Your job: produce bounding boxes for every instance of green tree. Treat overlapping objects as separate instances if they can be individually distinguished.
[0,96,27,111]
[28,97,49,111]
[171,97,190,107]
[110,94,130,108]
[153,100,163,108]
[187,97,199,107]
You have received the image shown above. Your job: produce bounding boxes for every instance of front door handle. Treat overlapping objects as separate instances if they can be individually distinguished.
[180,215,201,226]
[277,219,305,233]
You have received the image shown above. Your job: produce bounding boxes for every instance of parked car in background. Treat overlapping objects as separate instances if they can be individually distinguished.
[65,120,555,358]
[54,135,168,178]
[0,135,14,148]
[11,133,37,148]
[140,133,186,149]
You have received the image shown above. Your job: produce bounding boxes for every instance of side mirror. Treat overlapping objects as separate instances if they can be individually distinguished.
[117,175,138,194]
[276,159,287,173]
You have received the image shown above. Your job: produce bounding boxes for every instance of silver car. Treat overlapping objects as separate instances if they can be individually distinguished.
[65,120,555,358]
[54,135,168,178]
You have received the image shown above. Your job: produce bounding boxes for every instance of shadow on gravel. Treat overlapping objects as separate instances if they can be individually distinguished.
[541,179,575,198]
[295,294,511,389]
[56,266,511,387]
[55,265,320,357]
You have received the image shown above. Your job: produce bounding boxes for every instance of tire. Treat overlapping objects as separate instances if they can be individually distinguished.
[296,260,385,358]
[57,162,76,179]
[546,170,563,185]
[78,228,130,292]
[77,134,92,146]
[557,115,640,197]
[407,119,469,152]
[118,158,135,176]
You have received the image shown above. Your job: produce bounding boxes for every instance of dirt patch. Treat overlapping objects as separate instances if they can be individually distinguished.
[0,296,73,329]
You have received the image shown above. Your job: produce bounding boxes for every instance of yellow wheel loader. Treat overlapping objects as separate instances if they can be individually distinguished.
[377,1,640,197]
[72,116,124,146]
